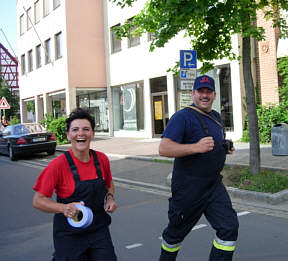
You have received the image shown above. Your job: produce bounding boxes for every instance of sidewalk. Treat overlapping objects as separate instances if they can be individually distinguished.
[57,136,288,212]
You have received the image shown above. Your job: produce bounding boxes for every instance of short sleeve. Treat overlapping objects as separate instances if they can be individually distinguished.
[162,111,186,144]
[33,159,61,198]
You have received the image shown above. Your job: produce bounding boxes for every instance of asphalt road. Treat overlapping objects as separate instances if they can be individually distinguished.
[0,153,287,261]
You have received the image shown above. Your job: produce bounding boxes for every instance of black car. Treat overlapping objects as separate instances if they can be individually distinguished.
[0,123,57,161]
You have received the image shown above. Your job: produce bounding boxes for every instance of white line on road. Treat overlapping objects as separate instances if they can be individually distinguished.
[237,211,250,217]
[126,243,143,249]
[192,224,208,230]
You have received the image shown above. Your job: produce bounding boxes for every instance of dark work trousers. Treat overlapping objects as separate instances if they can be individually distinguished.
[159,137,239,261]
[53,150,117,261]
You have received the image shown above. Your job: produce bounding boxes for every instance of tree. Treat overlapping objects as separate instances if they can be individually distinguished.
[112,0,288,175]
[0,73,19,119]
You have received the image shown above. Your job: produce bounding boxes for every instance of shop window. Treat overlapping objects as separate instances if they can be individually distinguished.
[111,24,121,53]
[112,81,144,131]
[219,65,234,131]
[175,64,234,131]
[76,90,109,132]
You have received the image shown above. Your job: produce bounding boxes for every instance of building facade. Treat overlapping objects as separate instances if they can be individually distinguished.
[17,0,288,140]
[17,0,109,131]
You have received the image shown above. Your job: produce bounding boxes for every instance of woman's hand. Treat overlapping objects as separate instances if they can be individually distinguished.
[63,202,83,218]
[105,196,117,213]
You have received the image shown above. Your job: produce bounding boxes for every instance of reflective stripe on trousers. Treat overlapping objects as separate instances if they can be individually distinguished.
[213,235,236,252]
[161,239,182,253]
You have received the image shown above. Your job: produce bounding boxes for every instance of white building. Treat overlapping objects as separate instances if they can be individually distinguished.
[17,0,286,140]
[105,0,243,139]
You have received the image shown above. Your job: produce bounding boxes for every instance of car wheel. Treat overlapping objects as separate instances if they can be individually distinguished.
[9,145,16,161]
[47,148,56,155]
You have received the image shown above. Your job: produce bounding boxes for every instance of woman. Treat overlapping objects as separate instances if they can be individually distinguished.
[33,108,117,261]
[1,115,9,127]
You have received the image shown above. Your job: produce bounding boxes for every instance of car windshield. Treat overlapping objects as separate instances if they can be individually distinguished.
[13,124,46,135]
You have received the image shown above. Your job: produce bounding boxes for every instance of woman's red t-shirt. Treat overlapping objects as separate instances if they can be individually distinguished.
[33,149,112,199]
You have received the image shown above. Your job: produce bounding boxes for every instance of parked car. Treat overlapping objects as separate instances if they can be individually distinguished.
[0,123,57,161]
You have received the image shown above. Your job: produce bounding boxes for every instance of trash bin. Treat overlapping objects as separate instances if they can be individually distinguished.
[271,123,288,156]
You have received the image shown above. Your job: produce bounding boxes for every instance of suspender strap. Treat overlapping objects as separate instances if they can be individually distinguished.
[186,105,223,128]
[64,151,80,181]
[187,108,209,137]
[90,149,103,179]
[64,150,103,180]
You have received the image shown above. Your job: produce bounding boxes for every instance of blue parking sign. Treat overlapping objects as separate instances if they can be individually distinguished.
[180,50,197,69]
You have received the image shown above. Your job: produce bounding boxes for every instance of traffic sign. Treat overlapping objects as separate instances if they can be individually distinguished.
[0,97,10,109]
[180,50,197,69]
[180,69,197,80]
[180,80,195,90]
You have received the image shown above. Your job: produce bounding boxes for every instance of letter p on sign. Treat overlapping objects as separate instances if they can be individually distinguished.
[180,50,197,69]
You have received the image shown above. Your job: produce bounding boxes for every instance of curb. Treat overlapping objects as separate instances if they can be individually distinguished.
[166,172,288,206]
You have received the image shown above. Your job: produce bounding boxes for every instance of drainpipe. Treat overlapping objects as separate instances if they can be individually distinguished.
[102,0,114,137]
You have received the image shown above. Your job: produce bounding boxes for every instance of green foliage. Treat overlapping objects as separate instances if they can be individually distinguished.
[26,101,35,113]
[40,113,55,129]
[241,103,288,143]
[226,166,288,193]
[10,116,20,125]
[42,114,68,144]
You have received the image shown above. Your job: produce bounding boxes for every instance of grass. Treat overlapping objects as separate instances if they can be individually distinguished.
[222,165,288,193]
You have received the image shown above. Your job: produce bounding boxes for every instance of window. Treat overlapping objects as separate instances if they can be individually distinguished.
[34,0,40,24]
[44,38,51,64]
[20,14,25,35]
[55,32,62,60]
[26,7,32,30]
[28,50,33,72]
[36,44,41,68]
[54,0,61,9]
[128,18,140,48]
[112,82,144,131]
[111,24,121,53]
[43,0,50,17]
[21,54,26,75]
[148,32,156,42]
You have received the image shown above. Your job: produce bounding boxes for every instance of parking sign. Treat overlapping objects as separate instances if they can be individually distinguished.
[180,50,197,69]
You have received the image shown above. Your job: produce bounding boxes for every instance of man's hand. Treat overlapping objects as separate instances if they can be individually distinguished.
[196,136,215,153]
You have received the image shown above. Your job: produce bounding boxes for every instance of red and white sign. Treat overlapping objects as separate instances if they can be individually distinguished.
[0,97,10,109]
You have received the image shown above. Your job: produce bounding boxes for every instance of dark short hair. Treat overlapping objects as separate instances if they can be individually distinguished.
[66,108,95,131]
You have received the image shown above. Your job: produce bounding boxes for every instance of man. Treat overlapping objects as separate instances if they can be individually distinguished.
[158,75,239,261]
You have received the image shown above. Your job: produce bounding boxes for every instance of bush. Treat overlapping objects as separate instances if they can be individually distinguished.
[10,116,20,125]
[241,102,288,143]
[42,114,68,144]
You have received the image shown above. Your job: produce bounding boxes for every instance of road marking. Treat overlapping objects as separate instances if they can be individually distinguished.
[237,211,250,217]
[126,243,143,249]
[192,224,208,230]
